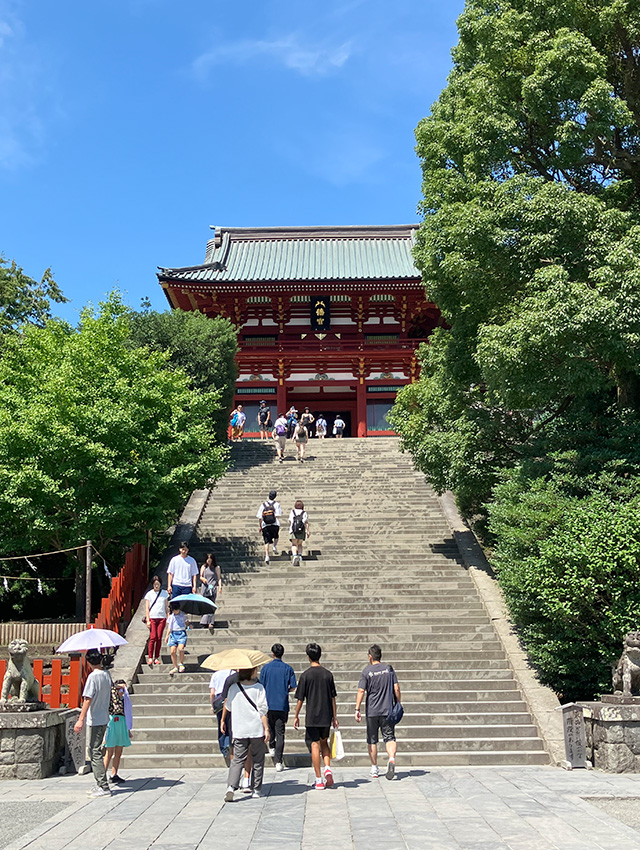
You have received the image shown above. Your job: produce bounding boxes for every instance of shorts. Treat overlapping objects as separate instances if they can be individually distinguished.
[305,726,331,744]
[168,629,188,647]
[366,715,396,745]
[290,530,306,542]
[275,435,287,450]
[262,525,280,544]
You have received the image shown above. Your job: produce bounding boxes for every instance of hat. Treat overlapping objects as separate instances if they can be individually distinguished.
[268,489,277,500]
[259,400,266,405]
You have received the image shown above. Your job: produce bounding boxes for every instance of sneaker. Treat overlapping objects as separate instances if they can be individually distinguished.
[386,760,395,780]
[265,555,270,564]
[369,765,379,778]
[241,777,252,793]
[251,790,262,798]
[178,665,185,673]
[275,762,284,772]
[109,774,125,784]
[86,785,99,796]
[224,788,234,803]
[147,658,153,668]
[169,667,178,676]
[278,457,283,463]
[314,780,325,790]
[324,767,334,788]
[269,747,276,758]
[154,658,161,665]
[272,545,278,556]
[89,787,112,798]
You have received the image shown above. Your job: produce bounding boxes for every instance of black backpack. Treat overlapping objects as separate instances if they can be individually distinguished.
[292,510,305,537]
[262,502,276,525]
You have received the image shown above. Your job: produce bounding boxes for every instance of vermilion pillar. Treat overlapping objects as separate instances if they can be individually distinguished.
[356,380,367,438]
[277,380,287,416]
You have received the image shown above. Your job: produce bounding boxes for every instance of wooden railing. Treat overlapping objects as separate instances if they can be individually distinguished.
[0,657,81,709]
[92,542,148,633]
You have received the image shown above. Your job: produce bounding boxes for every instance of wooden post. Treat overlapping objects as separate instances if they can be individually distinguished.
[356,380,367,438]
[85,540,92,625]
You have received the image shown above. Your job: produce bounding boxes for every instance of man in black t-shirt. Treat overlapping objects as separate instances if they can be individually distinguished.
[355,644,401,780]
[293,642,338,790]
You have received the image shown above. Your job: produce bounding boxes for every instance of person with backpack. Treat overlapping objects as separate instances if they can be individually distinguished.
[222,667,270,801]
[333,414,345,438]
[256,489,282,563]
[354,644,402,780]
[257,400,271,440]
[289,499,309,566]
[315,414,327,439]
[286,405,298,439]
[272,413,288,462]
[293,420,309,462]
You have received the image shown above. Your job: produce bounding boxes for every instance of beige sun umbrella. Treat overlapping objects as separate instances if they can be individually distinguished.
[201,648,272,671]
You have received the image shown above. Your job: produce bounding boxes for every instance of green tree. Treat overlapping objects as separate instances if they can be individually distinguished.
[0,293,227,617]
[392,0,640,514]
[0,256,67,334]
[127,308,238,441]
[390,0,640,698]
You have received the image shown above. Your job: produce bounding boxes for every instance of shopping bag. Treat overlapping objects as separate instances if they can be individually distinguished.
[329,728,345,760]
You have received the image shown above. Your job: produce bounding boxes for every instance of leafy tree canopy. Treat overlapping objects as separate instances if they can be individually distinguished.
[391,0,640,697]
[0,256,67,334]
[392,0,640,514]
[127,307,238,441]
[0,293,227,615]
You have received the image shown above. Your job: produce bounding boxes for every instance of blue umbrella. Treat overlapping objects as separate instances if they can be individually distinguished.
[170,593,218,616]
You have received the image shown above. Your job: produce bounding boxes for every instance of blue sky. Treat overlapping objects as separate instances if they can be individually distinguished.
[0,0,463,321]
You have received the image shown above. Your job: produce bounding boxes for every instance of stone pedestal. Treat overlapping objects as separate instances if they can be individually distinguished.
[581,698,640,772]
[0,708,80,779]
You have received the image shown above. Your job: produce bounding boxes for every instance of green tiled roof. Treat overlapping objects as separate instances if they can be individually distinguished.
[158,225,420,284]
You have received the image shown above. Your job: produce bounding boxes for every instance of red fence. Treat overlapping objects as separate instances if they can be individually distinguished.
[1,542,148,709]
[0,657,81,708]
[92,542,148,633]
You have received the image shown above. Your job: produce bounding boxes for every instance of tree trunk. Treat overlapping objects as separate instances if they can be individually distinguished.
[616,368,640,411]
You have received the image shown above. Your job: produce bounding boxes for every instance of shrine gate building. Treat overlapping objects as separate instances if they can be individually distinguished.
[158,225,441,437]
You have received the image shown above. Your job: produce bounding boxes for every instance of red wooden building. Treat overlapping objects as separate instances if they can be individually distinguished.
[158,225,440,437]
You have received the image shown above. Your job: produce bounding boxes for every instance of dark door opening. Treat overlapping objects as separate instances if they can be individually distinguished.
[315,409,352,437]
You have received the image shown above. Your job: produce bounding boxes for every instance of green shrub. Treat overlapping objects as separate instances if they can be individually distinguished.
[490,475,640,700]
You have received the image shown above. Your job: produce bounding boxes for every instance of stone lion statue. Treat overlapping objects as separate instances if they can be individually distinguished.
[1,639,40,703]
[613,632,640,696]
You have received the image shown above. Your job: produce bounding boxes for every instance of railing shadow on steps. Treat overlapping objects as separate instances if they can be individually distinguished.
[228,441,277,469]
[430,538,465,561]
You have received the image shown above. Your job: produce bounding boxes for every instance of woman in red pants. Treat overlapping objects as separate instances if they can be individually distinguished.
[144,575,169,667]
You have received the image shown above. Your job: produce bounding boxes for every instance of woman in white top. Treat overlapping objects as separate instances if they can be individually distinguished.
[144,575,170,667]
[221,667,269,801]
[289,499,310,567]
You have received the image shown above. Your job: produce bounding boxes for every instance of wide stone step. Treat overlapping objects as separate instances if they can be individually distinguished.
[134,669,518,686]
[120,750,549,769]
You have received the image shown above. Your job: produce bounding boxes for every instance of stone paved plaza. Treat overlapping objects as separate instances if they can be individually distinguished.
[3,766,640,850]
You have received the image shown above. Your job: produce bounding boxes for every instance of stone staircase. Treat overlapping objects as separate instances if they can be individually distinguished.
[123,437,549,769]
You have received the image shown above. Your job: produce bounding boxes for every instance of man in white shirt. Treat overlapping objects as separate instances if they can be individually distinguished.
[256,489,282,563]
[167,541,198,598]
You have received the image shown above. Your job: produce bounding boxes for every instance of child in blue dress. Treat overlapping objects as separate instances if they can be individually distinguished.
[166,600,190,675]
[103,679,133,784]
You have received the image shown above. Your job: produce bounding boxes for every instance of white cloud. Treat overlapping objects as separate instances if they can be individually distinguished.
[193,33,352,79]
[0,2,48,170]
